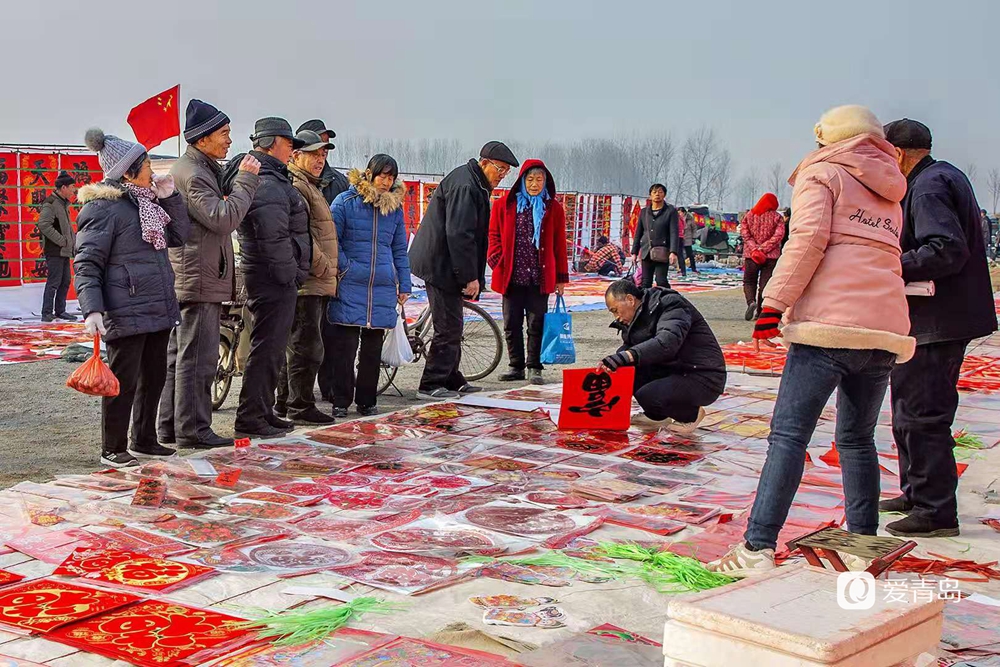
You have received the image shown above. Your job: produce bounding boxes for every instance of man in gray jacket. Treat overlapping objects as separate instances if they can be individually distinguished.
[157,100,260,450]
[37,171,78,322]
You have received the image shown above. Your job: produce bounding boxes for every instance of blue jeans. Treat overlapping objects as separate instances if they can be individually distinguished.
[745,344,895,551]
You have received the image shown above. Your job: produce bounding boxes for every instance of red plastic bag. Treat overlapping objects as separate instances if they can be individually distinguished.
[66,335,120,397]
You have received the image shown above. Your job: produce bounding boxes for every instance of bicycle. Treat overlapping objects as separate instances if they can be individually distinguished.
[377,299,504,395]
[213,268,249,411]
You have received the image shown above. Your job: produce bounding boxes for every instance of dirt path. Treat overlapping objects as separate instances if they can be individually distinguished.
[0,288,749,487]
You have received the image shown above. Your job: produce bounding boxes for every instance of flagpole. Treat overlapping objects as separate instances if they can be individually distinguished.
[177,85,182,158]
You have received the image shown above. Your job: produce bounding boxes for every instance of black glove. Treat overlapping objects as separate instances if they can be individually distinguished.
[601,350,635,371]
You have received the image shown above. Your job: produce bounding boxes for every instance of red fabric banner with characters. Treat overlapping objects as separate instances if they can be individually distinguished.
[558,367,635,431]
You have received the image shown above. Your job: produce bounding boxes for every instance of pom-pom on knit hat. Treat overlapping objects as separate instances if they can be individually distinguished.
[84,128,146,181]
[814,105,884,146]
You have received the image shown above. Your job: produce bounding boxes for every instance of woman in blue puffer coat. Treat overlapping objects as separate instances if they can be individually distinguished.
[328,154,411,416]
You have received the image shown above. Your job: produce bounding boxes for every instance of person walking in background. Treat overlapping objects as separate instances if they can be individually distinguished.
[585,235,624,276]
[708,106,915,576]
[409,141,518,400]
[75,128,191,467]
[981,209,994,261]
[227,118,309,439]
[678,207,697,276]
[741,192,785,320]
[275,130,340,425]
[158,100,260,450]
[328,154,410,417]
[38,171,78,322]
[881,119,998,538]
[632,183,680,288]
[488,159,569,385]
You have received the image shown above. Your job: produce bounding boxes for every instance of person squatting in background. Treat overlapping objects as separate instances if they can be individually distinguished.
[327,154,411,417]
[275,130,341,425]
[880,119,997,538]
[409,142,519,400]
[632,183,680,288]
[488,159,569,385]
[158,99,260,450]
[709,105,916,577]
[75,129,191,468]
[600,279,726,432]
[741,192,785,321]
[227,118,310,439]
[38,171,79,323]
[585,235,625,276]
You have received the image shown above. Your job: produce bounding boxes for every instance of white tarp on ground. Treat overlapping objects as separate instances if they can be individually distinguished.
[0,284,79,320]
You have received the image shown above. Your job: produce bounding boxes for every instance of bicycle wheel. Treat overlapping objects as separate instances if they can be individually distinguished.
[212,337,233,411]
[459,301,503,381]
[377,363,398,396]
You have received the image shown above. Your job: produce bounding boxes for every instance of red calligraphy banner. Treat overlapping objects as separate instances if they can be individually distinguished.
[421,182,438,216]
[558,367,635,431]
[403,180,421,237]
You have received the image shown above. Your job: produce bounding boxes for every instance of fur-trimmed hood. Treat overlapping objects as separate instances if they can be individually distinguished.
[77,181,126,204]
[348,168,405,215]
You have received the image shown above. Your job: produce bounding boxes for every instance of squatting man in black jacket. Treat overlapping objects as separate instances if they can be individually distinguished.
[598,279,727,433]
[880,119,998,538]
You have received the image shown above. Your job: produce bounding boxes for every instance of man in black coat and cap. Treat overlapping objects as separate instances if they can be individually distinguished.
[409,141,518,399]
[881,119,998,538]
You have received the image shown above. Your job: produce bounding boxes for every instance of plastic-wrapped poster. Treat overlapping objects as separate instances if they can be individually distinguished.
[0,579,139,634]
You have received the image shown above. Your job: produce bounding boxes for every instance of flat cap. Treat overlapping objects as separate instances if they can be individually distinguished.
[251,117,304,148]
[294,130,335,153]
[297,119,336,139]
[883,119,932,151]
[479,141,519,167]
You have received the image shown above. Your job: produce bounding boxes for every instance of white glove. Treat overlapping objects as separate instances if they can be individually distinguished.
[152,174,175,199]
[84,312,107,336]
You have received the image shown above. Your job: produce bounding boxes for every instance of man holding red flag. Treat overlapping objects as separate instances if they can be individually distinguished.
[127,86,180,150]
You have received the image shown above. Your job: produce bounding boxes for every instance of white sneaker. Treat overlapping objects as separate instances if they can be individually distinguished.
[839,552,871,572]
[631,412,670,429]
[707,542,776,578]
[667,406,706,434]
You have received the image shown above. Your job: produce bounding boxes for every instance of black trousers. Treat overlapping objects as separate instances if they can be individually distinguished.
[318,314,338,401]
[277,295,326,416]
[158,301,221,444]
[596,262,618,276]
[890,339,969,524]
[684,245,697,273]
[330,324,385,409]
[743,258,777,308]
[640,258,670,288]
[502,284,547,371]
[419,284,467,392]
[42,255,71,317]
[235,275,297,432]
[103,328,170,454]
[634,371,722,423]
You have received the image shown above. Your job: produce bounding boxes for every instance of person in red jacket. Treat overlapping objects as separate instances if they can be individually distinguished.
[741,192,786,320]
[487,159,569,385]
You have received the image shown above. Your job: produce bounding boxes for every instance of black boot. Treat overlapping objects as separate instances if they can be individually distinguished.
[885,514,959,538]
[744,302,757,321]
[266,414,294,431]
[499,368,526,382]
[878,495,912,514]
[289,407,336,425]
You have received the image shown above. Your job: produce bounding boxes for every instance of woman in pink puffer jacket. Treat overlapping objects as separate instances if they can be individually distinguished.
[709,105,915,578]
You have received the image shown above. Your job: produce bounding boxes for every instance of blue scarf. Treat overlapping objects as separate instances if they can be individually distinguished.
[515,177,549,249]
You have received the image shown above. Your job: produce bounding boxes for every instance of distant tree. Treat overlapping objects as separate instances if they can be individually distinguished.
[988,168,1000,215]
[710,150,732,209]
[768,162,784,203]
[967,162,979,187]
[737,167,763,210]
[680,128,725,204]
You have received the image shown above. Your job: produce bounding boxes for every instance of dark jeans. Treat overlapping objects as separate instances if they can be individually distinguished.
[235,275,297,432]
[640,258,670,288]
[891,340,968,524]
[681,245,697,276]
[42,255,71,316]
[634,371,723,423]
[276,295,326,416]
[502,284,547,371]
[743,257,777,308]
[158,301,220,444]
[330,324,385,409]
[318,315,338,401]
[419,284,467,392]
[103,328,170,454]
[745,344,895,551]
[596,262,618,277]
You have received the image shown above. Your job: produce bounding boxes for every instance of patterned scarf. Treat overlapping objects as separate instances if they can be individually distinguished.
[121,182,171,250]
[515,183,550,249]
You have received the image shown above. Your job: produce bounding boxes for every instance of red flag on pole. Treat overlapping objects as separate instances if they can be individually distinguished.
[126,85,180,150]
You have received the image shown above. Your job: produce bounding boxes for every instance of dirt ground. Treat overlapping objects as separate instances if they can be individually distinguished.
[0,288,750,487]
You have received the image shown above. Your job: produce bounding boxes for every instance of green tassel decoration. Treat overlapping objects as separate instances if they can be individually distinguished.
[954,429,985,450]
[233,597,406,646]
[594,543,736,592]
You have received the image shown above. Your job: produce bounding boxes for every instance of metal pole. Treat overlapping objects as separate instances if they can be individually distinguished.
[177,85,182,158]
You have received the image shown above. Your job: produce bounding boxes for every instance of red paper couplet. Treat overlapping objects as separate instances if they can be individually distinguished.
[558,367,634,431]
[214,469,242,488]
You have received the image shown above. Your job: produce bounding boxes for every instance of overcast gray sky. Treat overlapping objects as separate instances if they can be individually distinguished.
[5,0,999,195]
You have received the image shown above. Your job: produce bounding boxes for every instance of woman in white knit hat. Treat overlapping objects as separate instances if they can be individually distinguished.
[708,105,914,577]
[74,129,191,468]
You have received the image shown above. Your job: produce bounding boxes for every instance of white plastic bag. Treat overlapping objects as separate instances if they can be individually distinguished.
[381,309,414,367]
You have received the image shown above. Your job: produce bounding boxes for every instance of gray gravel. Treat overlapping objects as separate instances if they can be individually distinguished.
[0,288,749,487]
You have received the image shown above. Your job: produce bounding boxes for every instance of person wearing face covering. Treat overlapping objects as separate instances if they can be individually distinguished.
[487,159,569,385]
[75,128,191,468]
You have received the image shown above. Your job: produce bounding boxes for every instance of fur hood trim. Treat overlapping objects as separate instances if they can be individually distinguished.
[782,321,916,363]
[348,168,406,215]
[78,181,125,204]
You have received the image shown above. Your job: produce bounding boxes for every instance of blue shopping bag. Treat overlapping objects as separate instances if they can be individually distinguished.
[540,295,576,365]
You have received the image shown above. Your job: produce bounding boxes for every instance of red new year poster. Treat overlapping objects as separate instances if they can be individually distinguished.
[558,367,635,431]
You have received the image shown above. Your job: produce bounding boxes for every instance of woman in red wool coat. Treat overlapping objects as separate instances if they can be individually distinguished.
[741,192,786,320]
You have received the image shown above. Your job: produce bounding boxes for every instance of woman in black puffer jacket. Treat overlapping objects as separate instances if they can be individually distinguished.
[75,128,190,468]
